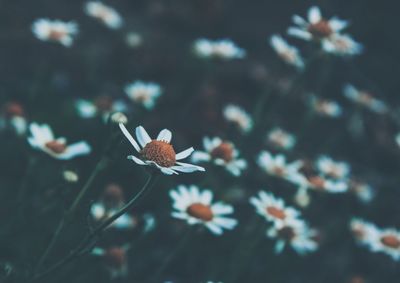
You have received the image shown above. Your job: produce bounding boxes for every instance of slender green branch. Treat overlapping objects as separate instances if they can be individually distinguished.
[31,173,159,282]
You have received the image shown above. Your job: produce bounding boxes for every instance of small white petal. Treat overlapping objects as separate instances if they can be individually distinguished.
[119,123,141,152]
[127,155,146,165]
[176,147,194,160]
[157,129,172,143]
[135,126,152,147]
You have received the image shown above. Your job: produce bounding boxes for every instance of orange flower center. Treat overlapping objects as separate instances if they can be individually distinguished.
[273,166,286,177]
[49,30,67,41]
[105,247,126,268]
[5,102,24,117]
[278,226,296,241]
[308,20,333,38]
[141,140,176,167]
[186,203,213,221]
[94,95,113,112]
[266,206,286,220]
[45,141,67,154]
[308,176,325,190]
[380,235,400,248]
[210,142,234,162]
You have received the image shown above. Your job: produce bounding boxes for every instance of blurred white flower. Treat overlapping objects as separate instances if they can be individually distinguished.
[125,32,143,48]
[223,104,253,134]
[296,174,348,193]
[170,185,238,235]
[63,170,79,183]
[267,218,319,255]
[0,102,27,135]
[250,191,300,225]
[288,6,348,41]
[32,19,78,47]
[75,96,127,121]
[343,84,388,114]
[315,155,350,179]
[309,95,342,118]
[270,35,304,69]
[267,127,296,150]
[257,151,304,184]
[349,180,375,203]
[85,1,123,29]
[119,123,204,175]
[194,38,246,60]
[191,137,247,176]
[124,81,162,110]
[350,218,380,246]
[322,33,363,56]
[28,123,91,160]
[91,203,136,230]
[92,246,129,279]
[294,187,311,208]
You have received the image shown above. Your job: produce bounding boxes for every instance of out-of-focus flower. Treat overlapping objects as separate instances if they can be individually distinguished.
[63,170,79,183]
[75,95,127,120]
[0,102,27,135]
[350,218,400,261]
[250,191,300,225]
[270,35,304,69]
[349,179,375,203]
[267,218,319,255]
[84,1,123,29]
[125,32,143,48]
[193,39,246,60]
[91,184,136,230]
[32,19,78,47]
[308,95,342,118]
[92,246,128,278]
[267,127,296,150]
[343,84,388,114]
[257,151,304,184]
[350,218,379,246]
[191,137,247,176]
[124,81,162,110]
[169,185,238,235]
[119,123,204,175]
[28,123,91,160]
[315,155,350,179]
[223,104,253,134]
[294,187,311,208]
[322,33,363,56]
[296,174,348,193]
[288,6,348,41]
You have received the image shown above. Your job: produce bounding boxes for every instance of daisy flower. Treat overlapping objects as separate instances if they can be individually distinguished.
[349,179,375,203]
[270,35,304,69]
[124,81,162,110]
[322,33,363,56]
[0,102,27,135]
[223,104,253,133]
[267,218,319,255]
[372,228,400,260]
[169,185,238,235]
[343,84,388,114]
[119,123,204,175]
[75,95,127,121]
[267,127,296,150]
[92,246,129,278]
[297,174,348,193]
[315,155,350,179]
[84,1,123,29]
[28,123,91,160]
[191,137,247,176]
[257,151,304,184]
[193,38,246,60]
[288,6,348,41]
[349,218,380,246]
[308,95,342,118]
[250,191,300,225]
[32,19,78,47]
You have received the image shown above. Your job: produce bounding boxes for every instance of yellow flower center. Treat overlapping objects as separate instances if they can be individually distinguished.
[45,141,67,154]
[141,140,176,167]
[187,203,213,221]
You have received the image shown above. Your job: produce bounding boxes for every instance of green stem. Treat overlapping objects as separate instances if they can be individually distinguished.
[33,157,109,275]
[31,173,159,282]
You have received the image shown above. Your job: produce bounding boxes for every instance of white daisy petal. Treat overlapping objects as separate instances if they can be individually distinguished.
[135,126,152,147]
[176,147,194,160]
[119,123,141,152]
[157,129,172,143]
[127,155,146,165]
